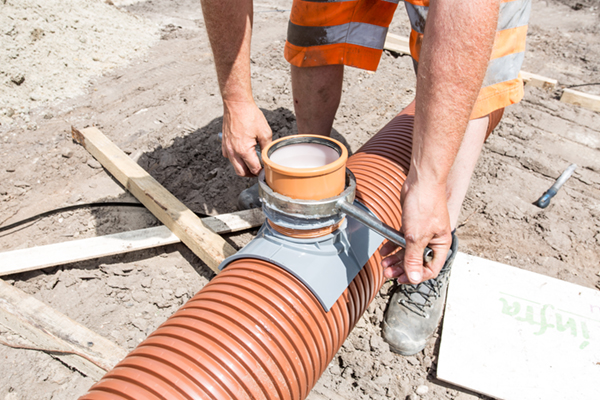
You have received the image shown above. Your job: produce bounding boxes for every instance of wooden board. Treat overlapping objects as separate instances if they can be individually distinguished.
[561,88,600,112]
[384,33,410,55]
[0,208,264,277]
[519,71,558,89]
[437,253,600,400]
[72,126,237,273]
[0,279,127,379]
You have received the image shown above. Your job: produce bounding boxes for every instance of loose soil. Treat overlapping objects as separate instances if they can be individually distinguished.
[0,0,599,399]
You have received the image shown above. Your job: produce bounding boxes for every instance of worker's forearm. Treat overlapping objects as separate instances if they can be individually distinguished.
[200,0,254,104]
[411,0,500,185]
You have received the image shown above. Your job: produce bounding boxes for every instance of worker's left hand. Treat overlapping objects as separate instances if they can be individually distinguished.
[221,99,272,177]
[380,173,452,285]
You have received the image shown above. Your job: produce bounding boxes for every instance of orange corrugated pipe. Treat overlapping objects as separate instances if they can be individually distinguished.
[79,102,417,400]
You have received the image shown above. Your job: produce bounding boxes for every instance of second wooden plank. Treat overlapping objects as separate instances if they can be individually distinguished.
[561,88,600,112]
[384,33,410,55]
[0,279,128,379]
[0,208,264,277]
[72,127,237,273]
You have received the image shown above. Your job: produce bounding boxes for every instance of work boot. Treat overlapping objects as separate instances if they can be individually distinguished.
[237,183,262,210]
[382,232,459,356]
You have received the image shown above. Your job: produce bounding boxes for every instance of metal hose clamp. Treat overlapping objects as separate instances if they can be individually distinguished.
[258,168,434,264]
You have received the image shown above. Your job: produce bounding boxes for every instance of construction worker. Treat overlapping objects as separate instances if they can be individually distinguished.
[200,0,531,356]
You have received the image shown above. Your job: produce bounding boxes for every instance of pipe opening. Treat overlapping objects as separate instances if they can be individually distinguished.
[268,137,341,169]
[262,135,348,201]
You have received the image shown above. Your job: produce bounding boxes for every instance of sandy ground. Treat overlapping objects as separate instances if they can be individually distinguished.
[0,0,599,399]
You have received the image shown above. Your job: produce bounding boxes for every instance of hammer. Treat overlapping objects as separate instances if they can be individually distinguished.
[534,163,577,208]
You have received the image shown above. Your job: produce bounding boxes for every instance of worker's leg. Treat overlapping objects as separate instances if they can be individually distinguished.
[446,115,489,230]
[383,109,502,356]
[291,64,344,137]
[238,64,344,210]
[384,0,529,356]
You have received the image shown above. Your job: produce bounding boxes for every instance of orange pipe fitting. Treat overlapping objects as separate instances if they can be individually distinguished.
[79,102,417,400]
[262,135,348,200]
[267,219,346,239]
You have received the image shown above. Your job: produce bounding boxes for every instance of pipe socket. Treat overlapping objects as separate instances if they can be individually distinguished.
[262,135,348,200]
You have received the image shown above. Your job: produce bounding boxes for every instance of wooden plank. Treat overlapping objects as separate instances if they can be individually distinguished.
[437,253,600,400]
[0,279,128,379]
[0,209,264,277]
[519,71,558,89]
[201,208,264,234]
[561,88,600,112]
[72,126,237,274]
[383,33,410,55]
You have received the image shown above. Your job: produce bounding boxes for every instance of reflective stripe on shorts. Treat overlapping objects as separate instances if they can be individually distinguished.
[284,0,531,118]
[406,0,531,118]
[287,21,389,49]
[285,0,400,70]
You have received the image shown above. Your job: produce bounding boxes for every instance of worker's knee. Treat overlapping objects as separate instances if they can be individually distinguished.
[483,107,505,142]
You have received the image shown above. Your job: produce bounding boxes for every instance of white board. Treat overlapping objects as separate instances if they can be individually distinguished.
[437,253,600,400]
[0,208,264,277]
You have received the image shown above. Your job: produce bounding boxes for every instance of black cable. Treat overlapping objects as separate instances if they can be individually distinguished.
[0,202,209,233]
[566,82,600,89]
[0,202,144,233]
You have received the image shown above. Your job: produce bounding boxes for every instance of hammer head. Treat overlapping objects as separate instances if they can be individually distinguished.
[533,188,557,209]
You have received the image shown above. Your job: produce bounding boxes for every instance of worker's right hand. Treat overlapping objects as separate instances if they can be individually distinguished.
[222,99,272,177]
[380,172,452,285]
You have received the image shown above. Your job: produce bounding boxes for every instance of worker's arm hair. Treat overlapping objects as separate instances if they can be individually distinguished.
[394,0,500,283]
[200,0,272,177]
[200,0,254,104]
[411,0,500,184]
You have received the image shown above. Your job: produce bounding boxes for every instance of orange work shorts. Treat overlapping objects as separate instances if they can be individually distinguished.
[284,0,531,119]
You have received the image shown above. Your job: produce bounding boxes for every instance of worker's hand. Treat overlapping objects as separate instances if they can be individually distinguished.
[222,99,272,177]
[380,174,452,285]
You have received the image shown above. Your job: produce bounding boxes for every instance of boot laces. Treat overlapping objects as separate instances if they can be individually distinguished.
[396,268,450,318]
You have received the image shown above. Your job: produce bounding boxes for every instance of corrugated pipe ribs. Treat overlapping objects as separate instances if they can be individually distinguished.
[80,102,419,400]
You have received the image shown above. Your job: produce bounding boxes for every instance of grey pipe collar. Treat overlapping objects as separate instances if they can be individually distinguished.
[219,201,384,311]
